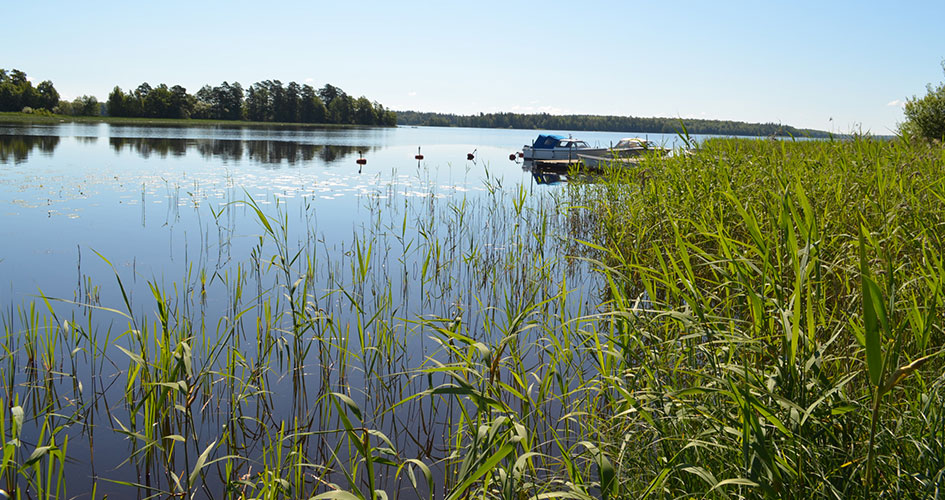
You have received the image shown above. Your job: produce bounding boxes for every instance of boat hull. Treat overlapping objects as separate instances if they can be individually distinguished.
[523,145,607,161]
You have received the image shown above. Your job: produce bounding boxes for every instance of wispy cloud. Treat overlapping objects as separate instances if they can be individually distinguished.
[887,99,905,108]
[304,78,315,83]
[407,91,417,97]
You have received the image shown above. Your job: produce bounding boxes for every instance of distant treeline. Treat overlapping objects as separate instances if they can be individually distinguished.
[0,68,396,126]
[395,111,831,138]
[108,81,396,126]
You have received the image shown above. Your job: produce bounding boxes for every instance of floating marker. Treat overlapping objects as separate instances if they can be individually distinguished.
[415,146,424,160]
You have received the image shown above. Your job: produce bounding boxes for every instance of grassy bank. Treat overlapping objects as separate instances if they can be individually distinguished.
[0,111,386,128]
[0,136,942,498]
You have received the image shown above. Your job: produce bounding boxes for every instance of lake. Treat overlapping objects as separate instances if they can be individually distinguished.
[0,122,690,498]
[0,123,690,303]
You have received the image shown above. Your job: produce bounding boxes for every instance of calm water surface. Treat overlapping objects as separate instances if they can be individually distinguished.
[0,123,687,304]
[0,122,690,497]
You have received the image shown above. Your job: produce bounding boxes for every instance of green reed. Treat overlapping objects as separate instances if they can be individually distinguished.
[563,136,945,497]
[1,136,942,498]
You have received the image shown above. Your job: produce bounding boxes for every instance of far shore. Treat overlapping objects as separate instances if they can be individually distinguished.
[0,111,389,129]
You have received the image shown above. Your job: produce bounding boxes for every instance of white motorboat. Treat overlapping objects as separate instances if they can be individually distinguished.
[523,135,667,162]
[607,137,669,157]
[576,153,643,169]
[577,138,670,168]
[522,134,597,161]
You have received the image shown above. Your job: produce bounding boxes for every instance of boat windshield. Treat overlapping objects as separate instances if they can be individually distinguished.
[559,140,589,148]
[615,138,648,149]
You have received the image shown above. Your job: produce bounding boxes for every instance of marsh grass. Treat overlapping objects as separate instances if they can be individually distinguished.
[0,136,943,498]
[564,136,945,497]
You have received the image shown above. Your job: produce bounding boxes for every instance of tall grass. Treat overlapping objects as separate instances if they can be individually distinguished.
[0,136,942,498]
[565,136,945,497]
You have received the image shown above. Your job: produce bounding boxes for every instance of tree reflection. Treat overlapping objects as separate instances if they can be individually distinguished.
[0,135,60,164]
[106,137,368,167]
[109,137,189,158]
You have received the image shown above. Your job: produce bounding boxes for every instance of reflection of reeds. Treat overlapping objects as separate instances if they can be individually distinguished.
[1,137,943,498]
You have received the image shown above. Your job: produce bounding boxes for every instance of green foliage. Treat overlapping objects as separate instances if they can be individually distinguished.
[902,61,945,141]
[0,68,60,112]
[35,81,59,110]
[397,110,829,137]
[4,133,942,498]
[2,69,395,126]
[71,95,99,116]
[567,137,945,497]
[300,84,327,123]
[102,78,391,126]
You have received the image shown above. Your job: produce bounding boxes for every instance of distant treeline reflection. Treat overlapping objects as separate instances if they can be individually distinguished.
[0,134,60,164]
[108,137,369,166]
[1,135,369,166]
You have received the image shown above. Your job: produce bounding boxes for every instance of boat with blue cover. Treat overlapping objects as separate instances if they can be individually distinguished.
[521,134,595,161]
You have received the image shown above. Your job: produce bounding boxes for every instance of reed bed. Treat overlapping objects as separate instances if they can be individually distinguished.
[565,136,945,498]
[0,136,942,499]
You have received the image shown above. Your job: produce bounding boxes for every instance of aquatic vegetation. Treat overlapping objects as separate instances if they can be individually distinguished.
[565,136,945,497]
[0,135,943,498]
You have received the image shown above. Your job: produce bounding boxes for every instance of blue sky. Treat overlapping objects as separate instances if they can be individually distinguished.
[3,0,944,133]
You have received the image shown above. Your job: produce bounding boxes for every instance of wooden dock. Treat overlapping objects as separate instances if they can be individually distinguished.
[531,156,645,170]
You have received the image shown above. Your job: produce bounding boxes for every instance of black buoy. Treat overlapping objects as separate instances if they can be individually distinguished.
[356,151,366,173]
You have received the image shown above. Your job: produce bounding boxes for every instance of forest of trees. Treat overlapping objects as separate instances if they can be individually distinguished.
[396,111,831,138]
[1,68,102,116]
[1,68,395,126]
[0,68,61,112]
[106,80,396,126]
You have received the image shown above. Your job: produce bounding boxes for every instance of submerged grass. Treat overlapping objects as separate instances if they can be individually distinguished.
[0,136,943,498]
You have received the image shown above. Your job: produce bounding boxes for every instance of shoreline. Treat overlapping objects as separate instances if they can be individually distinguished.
[0,111,391,129]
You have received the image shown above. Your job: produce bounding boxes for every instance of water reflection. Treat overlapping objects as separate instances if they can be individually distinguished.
[108,137,372,166]
[530,169,566,185]
[0,134,60,164]
[1,133,373,167]
[0,123,604,497]
[524,158,653,186]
